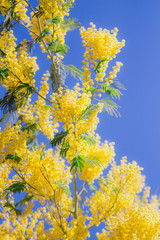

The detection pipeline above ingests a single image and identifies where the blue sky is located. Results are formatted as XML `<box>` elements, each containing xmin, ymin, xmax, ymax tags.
<box><xmin>64</xmin><ymin>0</ymin><xmax>160</xmax><ymax>195</ymax></box>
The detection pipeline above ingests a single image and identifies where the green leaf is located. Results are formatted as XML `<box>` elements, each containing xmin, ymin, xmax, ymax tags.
<box><xmin>79</xmin><ymin>104</ymin><xmax>99</xmax><ymax>120</ymax></box>
<box><xmin>4</xmin><ymin>202</ymin><xmax>22</xmax><ymax>216</ymax></box>
<box><xmin>51</xmin><ymin>130</ymin><xmax>69</xmax><ymax>147</ymax></box>
<box><xmin>15</xmin><ymin>193</ymin><xmax>33</xmax><ymax>207</ymax></box>
<box><xmin>4</xmin><ymin>181</ymin><xmax>26</xmax><ymax>196</ymax></box>
<box><xmin>52</xmin><ymin>16</ymin><xmax>61</xmax><ymax>25</ymax></box>
<box><xmin>100</xmin><ymin>178</ymin><xmax>119</xmax><ymax>193</ymax></box>
<box><xmin>45</xmin><ymin>105</ymin><xmax>53</xmax><ymax>110</ymax></box>
<box><xmin>100</xmin><ymin>98</ymin><xmax>120</xmax><ymax>117</ymax></box>
<box><xmin>0</xmin><ymin>83</ymin><xmax>34</xmax><ymax>113</ymax></box>
<box><xmin>61</xmin><ymin>18</ymin><xmax>81</xmax><ymax>32</ymax></box>
<box><xmin>53</xmin><ymin>180</ymin><xmax>71</xmax><ymax>196</ymax></box>
<box><xmin>44</xmin><ymin>18</ymin><xmax>52</xmax><ymax>25</ymax></box>
<box><xmin>26</xmin><ymin>130</ymin><xmax>38</xmax><ymax>148</ymax></box>
<box><xmin>15</xmin><ymin>83</ymin><xmax>34</xmax><ymax>97</ymax></box>
<box><xmin>85</xmin><ymin>156</ymin><xmax>103</xmax><ymax>168</ymax></box>
<box><xmin>0</xmin><ymin>2</ymin><xmax>16</xmax><ymax>33</ymax></box>
<box><xmin>35</xmin><ymin>28</ymin><xmax>48</xmax><ymax>43</ymax></box>
<box><xmin>0</xmin><ymin>67</ymin><xmax>10</xmax><ymax>80</ymax></box>
<box><xmin>102</xmin><ymin>84</ymin><xmax>121</xmax><ymax>99</ymax></box>
<box><xmin>0</xmin><ymin>88</ymin><xmax>16</xmax><ymax>113</ymax></box>
<box><xmin>94</xmin><ymin>59</ymin><xmax>108</xmax><ymax>73</ymax></box>
<box><xmin>70</xmin><ymin>155</ymin><xmax>86</xmax><ymax>172</ymax></box>
<box><xmin>71</xmin><ymin>155</ymin><xmax>102</xmax><ymax>172</ymax></box>
<box><xmin>89</xmin><ymin>184</ymin><xmax>97</xmax><ymax>193</ymax></box>
<box><xmin>79</xmin><ymin>134</ymin><xmax>96</xmax><ymax>145</ymax></box>
<box><xmin>65</xmin><ymin>64</ymin><xmax>84</xmax><ymax>82</ymax></box>
<box><xmin>60</xmin><ymin>139</ymin><xmax>70</xmax><ymax>157</ymax></box>
<box><xmin>48</xmin><ymin>42</ymin><xmax>69</xmax><ymax>55</ymax></box>
<box><xmin>110</xmin><ymin>79</ymin><xmax>126</xmax><ymax>91</ymax></box>
<box><xmin>45</xmin><ymin>17</ymin><xmax>61</xmax><ymax>26</ymax></box>
<box><xmin>87</xmin><ymin>87</ymin><xmax>98</xmax><ymax>93</ymax></box>
<box><xmin>5</xmin><ymin>154</ymin><xmax>21</xmax><ymax>164</ymax></box>
<box><xmin>40</xmin><ymin>147</ymin><xmax>45</xmax><ymax>161</ymax></box>
<box><xmin>0</xmin><ymin>49</ymin><xmax>6</xmax><ymax>57</ymax></box>
<box><xmin>22</xmin><ymin>122</ymin><xmax>37</xmax><ymax>132</ymax></box>
<box><xmin>62</xmin><ymin>2</ymin><xmax>74</xmax><ymax>8</ymax></box>
<box><xmin>32</xmin><ymin>7</ymin><xmax>44</xmax><ymax>18</ymax></box>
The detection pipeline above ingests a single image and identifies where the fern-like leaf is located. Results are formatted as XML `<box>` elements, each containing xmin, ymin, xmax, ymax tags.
<box><xmin>4</xmin><ymin>202</ymin><xmax>22</xmax><ymax>216</ymax></box>
<box><xmin>61</xmin><ymin>18</ymin><xmax>80</xmax><ymax>31</ymax></box>
<box><xmin>53</xmin><ymin>180</ymin><xmax>71</xmax><ymax>196</ymax></box>
<box><xmin>79</xmin><ymin>104</ymin><xmax>99</xmax><ymax>120</ymax></box>
<box><xmin>110</xmin><ymin>79</ymin><xmax>126</xmax><ymax>91</ymax></box>
<box><xmin>85</xmin><ymin>156</ymin><xmax>103</xmax><ymax>167</ymax></box>
<box><xmin>51</xmin><ymin>130</ymin><xmax>69</xmax><ymax>147</ymax></box>
<box><xmin>21</xmin><ymin>122</ymin><xmax>37</xmax><ymax>132</ymax></box>
<box><xmin>70</xmin><ymin>155</ymin><xmax>86</xmax><ymax>172</ymax></box>
<box><xmin>100</xmin><ymin>98</ymin><xmax>120</xmax><ymax>117</ymax></box>
<box><xmin>94</xmin><ymin>59</ymin><xmax>108</xmax><ymax>73</ymax></box>
<box><xmin>89</xmin><ymin>184</ymin><xmax>97</xmax><ymax>192</ymax></box>
<box><xmin>60</xmin><ymin>139</ymin><xmax>70</xmax><ymax>157</ymax></box>
<box><xmin>0</xmin><ymin>67</ymin><xmax>10</xmax><ymax>80</ymax></box>
<box><xmin>79</xmin><ymin>134</ymin><xmax>96</xmax><ymax>145</ymax></box>
<box><xmin>4</xmin><ymin>181</ymin><xmax>26</xmax><ymax>196</ymax></box>
<box><xmin>5</xmin><ymin>154</ymin><xmax>21</xmax><ymax>164</ymax></box>
<box><xmin>15</xmin><ymin>193</ymin><xmax>33</xmax><ymax>207</ymax></box>
<box><xmin>0</xmin><ymin>110</ymin><xmax>19</xmax><ymax>125</ymax></box>
<box><xmin>64</xmin><ymin>64</ymin><xmax>84</xmax><ymax>82</ymax></box>
<box><xmin>48</xmin><ymin>41</ymin><xmax>69</xmax><ymax>55</ymax></box>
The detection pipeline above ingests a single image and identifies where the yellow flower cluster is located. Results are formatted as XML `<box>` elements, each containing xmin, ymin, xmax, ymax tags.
<box><xmin>0</xmin><ymin>0</ymin><xmax>31</xmax><ymax>26</ymax></box>
<box><xmin>80</xmin><ymin>23</ymin><xmax>125</xmax><ymax>91</ymax></box>
<box><xmin>0</xmin><ymin>123</ymin><xmax>29</xmax><ymax>164</ymax></box>
<box><xmin>51</xmin><ymin>84</ymin><xmax>93</xmax><ymax>127</ymax></box>
<box><xmin>105</xmin><ymin>61</ymin><xmax>123</xmax><ymax>82</ymax></box>
<box><xmin>88</xmin><ymin>158</ymin><xmax>145</xmax><ymax>226</ymax></box>
<box><xmin>79</xmin><ymin>140</ymin><xmax>115</xmax><ymax>182</ymax></box>
<box><xmin>0</xmin><ymin>30</ymin><xmax>38</xmax><ymax>90</ymax></box>
<box><xmin>97</xmin><ymin>204</ymin><xmax>160</xmax><ymax>240</ymax></box>
<box><xmin>39</xmin><ymin>0</ymin><xmax>74</xmax><ymax>16</ymax></box>
<box><xmin>67</xmin><ymin>210</ymin><xmax>90</xmax><ymax>240</ymax></box>
<box><xmin>30</xmin><ymin>0</ymin><xmax>74</xmax><ymax>57</ymax></box>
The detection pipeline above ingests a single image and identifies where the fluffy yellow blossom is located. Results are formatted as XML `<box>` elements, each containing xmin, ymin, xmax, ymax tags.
<box><xmin>0</xmin><ymin>30</ymin><xmax>38</xmax><ymax>90</ymax></box>
<box><xmin>29</xmin><ymin>0</ymin><xmax>74</xmax><ymax>55</ymax></box>
<box><xmin>97</xmin><ymin>204</ymin><xmax>160</xmax><ymax>240</ymax></box>
<box><xmin>88</xmin><ymin>158</ymin><xmax>145</xmax><ymax>227</ymax></box>
<box><xmin>80</xmin><ymin>23</ymin><xmax>125</xmax><ymax>91</ymax></box>
<box><xmin>0</xmin><ymin>0</ymin><xmax>31</xmax><ymax>26</ymax></box>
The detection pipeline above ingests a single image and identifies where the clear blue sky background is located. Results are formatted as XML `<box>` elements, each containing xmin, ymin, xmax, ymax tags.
<box><xmin>0</xmin><ymin>0</ymin><xmax>160</xmax><ymax>237</ymax></box>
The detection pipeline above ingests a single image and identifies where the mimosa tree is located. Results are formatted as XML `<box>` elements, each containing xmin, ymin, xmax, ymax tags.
<box><xmin>0</xmin><ymin>1</ymin><xmax>160</xmax><ymax>239</ymax></box>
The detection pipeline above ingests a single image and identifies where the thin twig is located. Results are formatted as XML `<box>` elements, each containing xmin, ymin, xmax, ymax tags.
<box><xmin>14</xmin><ymin>17</ymin><xmax>39</xmax><ymax>37</ymax></box>
<box><xmin>4</xmin><ymin>65</ymin><xmax>53</xmax><ymax>105</ymax></box>
<box><xmin>24</xmin><ymin>0</ymin><xmax>36</xmax><ymax>14</ymax></box>
<box><xmin>78</xmin><ymin>181</ymin><xmax>87</xmax><ymax>198</ymax></box>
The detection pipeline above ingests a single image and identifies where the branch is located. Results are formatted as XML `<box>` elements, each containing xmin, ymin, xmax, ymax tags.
<box><xmin>6</xmin><ymin>163</ymin><xmax>43</xmax><ymax>195</ymax></box>
<box><xmin>88</xmin><ymin>176</ymin><xmax>130</xmax><ymax>230</ymax></box>
<box><xmin>73</xmin><ymin>168</ymin><xmax>78</xmax><ymax>219</ymax></box>
<box><xmin>3</xmin><ymin>65</ymin><xmax>53</xmax><ymax>105</ymax></box>
<box><xmin>78</xmin><ymin>181</ymin><xmax>87</xmax><ymax>198</ymax></box>
<box><xmin>14</xmin><ymin>17</ymin><xmax>39</xmax><ymax>37</ymax></box>
<box><xmin>36</xmin><ymin>11</ymin><xmax>60</xmax><ymax>88</ymax></box>
<box><xmin>24</xmin><ymin>0</ymin><xmax>36</xmax><ymax>14</ymax></box>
